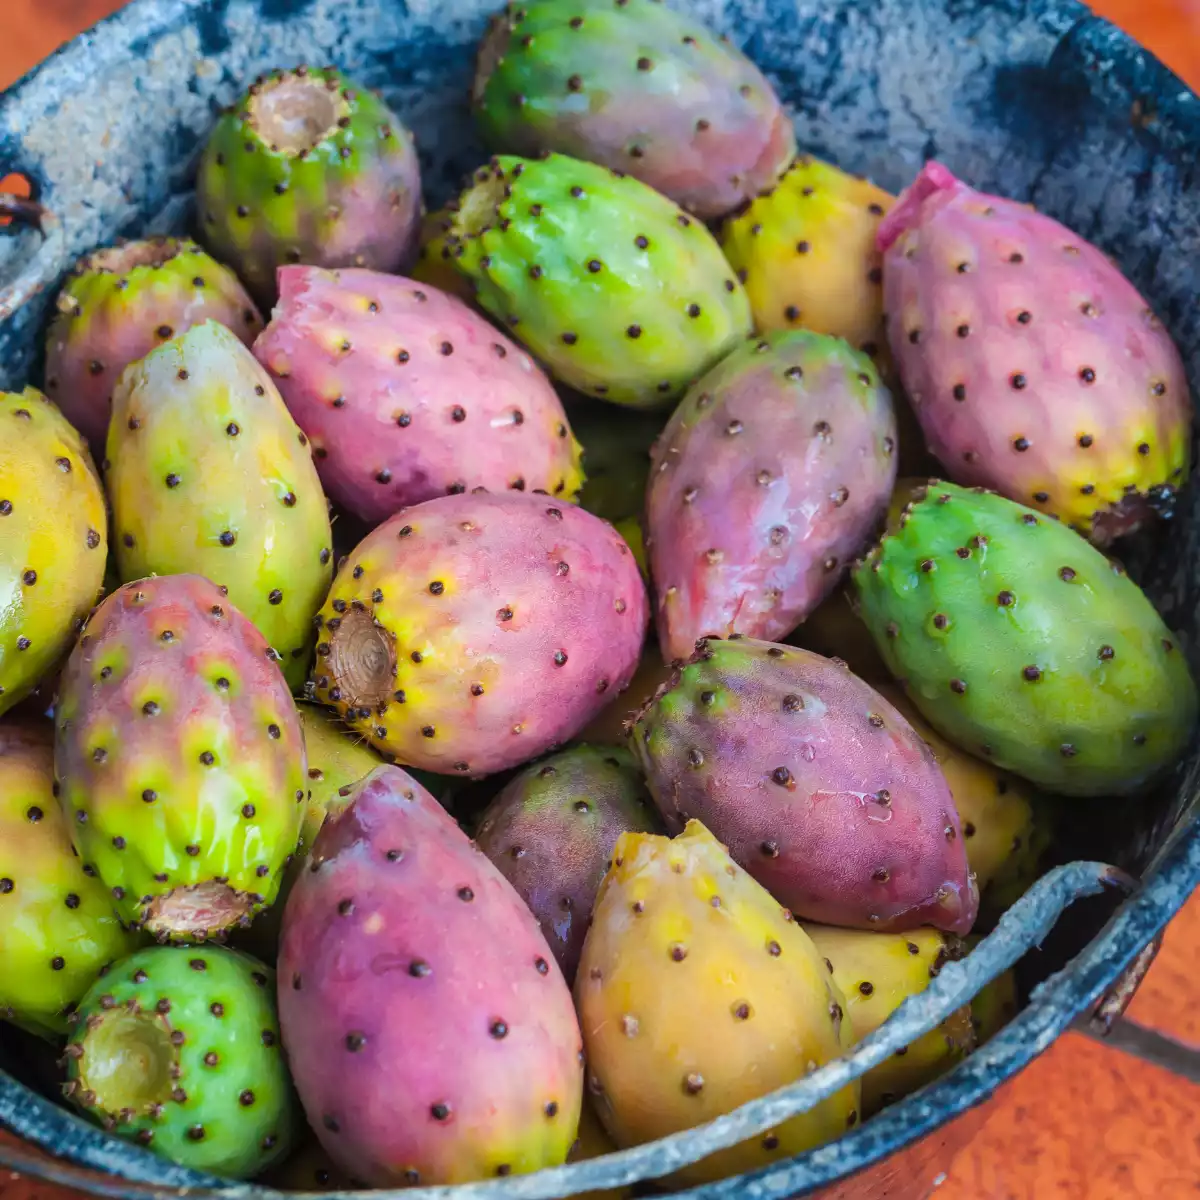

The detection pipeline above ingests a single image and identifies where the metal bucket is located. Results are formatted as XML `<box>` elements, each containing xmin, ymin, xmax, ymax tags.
<box><xmin>1</xmin><ymin>0</ymin><xmax>1198</xmax><ymax>1195</ymax></box>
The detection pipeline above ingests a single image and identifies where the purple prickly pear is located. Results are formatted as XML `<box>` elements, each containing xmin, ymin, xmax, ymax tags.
<box><xmin>254</xmin><ymin>267</ymin><xmax>585</xmax><ymax>523</ymax></box>
<box><xmin>629</xmin><ymin>636</ymin><xmax>978</xmax><ymax>934</ymax></box>
<box><xmin>278</xmin><ymin>764</ymin><xmax>583</xmax><ymax>1185</ymax></box>
<box><xmin>879</xmin><ymin>161</ymin><xmax>1192</xmax><ymax>544</ymax></box>
<box><xmin>43</xmin><ymin>238</ymin><xmax>262</xmax><ymax>452</ymax></box>
<box><xmin>474</xmin><ymin>745</ymin><xmax>662</xmax><ymax>983</ymax></box>
<box><xmin>54</xmin><ymin>574</ymin><xmax>306</xmax><ymax>941</ymax></box>
<box><xmin>309</xmin><ymin>491</ymin><xmax>648</xmax><ymax>776</ymax></box>
<box><xmin>646</xmin><ymin>330</ymin><xmax>897</xmax><ymax>661</ymax></box>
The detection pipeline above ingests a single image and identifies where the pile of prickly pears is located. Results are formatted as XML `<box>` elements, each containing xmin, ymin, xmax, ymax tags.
<box><xmin>1</xmin><ymin>2</ymin><xmax>1196</xmax><ymax>1189</ymax></box>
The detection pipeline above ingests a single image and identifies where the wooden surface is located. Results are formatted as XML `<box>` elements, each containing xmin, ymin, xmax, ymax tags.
<box><xmin>2</xmin><ymin>2</ymin><xmax>1200</xmax><ymax>1198</ymax></box>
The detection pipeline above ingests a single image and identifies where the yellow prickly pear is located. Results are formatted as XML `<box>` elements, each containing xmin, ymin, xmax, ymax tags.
<box><xmin>566</xmin><ymin>1103</ymin><xmax>633</xmax><ymax>1200</ymax></box>
<box><xmin>576</xmin><ymin>820</ymin><xmax>859</xmax><ymax>1185</ymax></box>
<box><xmin>802</xmin><ymin>924</ymin><xmax>974</xmax><ymax>1115</ymax></box>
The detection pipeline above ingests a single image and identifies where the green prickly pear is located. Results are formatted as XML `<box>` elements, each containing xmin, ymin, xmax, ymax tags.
<box><xmin>0</xmin><ymin>723</ymin><xmax>140</xmax><ymax>1040</ymax></box>
<box><xmin>196</xmin><ymin>67</ymin><xmax>422</xmax><ymax>306</ymax></box>
<box><xmin>853</xmin><ymin>481</ymin><xmax>1198</xmax><ymax>795</ymax></box>
<box><xmin>474</xmin><ymin>745</ymin><xmax>662</xmax><ymax>983</ymax></box>
<box><xmin>106</xmin><ymin>321</ymin><xmax>333</xmax><ymax>690</ymax></box>
<box><xmin>54</xmin><ymin>574</ymin><xmax>306</xmax><ymax>941</ymax></box>
<box><xmin>802</xmin><ymin>924</ymin><xmax>974</xmax><ymax>1115</ymax></box>
<box><xmin>446</xmin><ymin>154</ymin><xmax>752</xmax><ymax>407</ymax></box>
<box><xmin>0</xmin><ymin>389</ymin><xmax>108</xmax><ymax>717</ymax></box>
<box><xmin>570</xmin><ymin>401</ymin><xmax>666</xmax><ymax>523</ymax></box>
<box><xmin>576</xmin><ymin>820</ymin><xmax>859</xmax><ymax>1185</ymax></box>
<box><xmin>64</xmin><ymin>945</ymin><xmax>300</xmax><ymax>1178</ymax></box>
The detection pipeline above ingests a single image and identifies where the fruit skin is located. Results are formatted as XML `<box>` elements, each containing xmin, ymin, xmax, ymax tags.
<box><xmin>447</xmin><ymin>154</ymin><xmax>752</xmax><ymax>407</ymax></box>
<box><xmin>646</xmin><ymin>330</ymin><xmax>897</xmax><ymax>661</ymax></box>
<box><xmin>0</xmin><ymin>723</ymin><xmax>141</xmax><ymax>1040</ymax></box>
<box><xmin>54</xmin><ymin>574</ymin><xmax>306</xmax><ymax>941</ymax></box>
<box><xmin>472</xmin><ymin>0</ymin><xmax>795</xmax><ymax>221</ymax></box>
<box><xmin>614</xmin><ymin>516</ymin><xmax>648</xmax><ymax>581</ymax></box>
<box><xmin>578</xmin><ymin>650</ymin><xmax>676</xmax><ymax>746</ymax></box>
<box><xmin>278</xmin><ymin>764</ymin><xmax>583</xmax><ymax>1185</ymax></box>
<box><xmin>576</xmin><ymin>820</ymin><xmax>860</xmax><ymax>1185</ymax></box>
<box><xmin>566</xmin><ymin>1102</ymin><xmax>632</xmax><ymax>1200</ymax></box>
<box><xmin>64</xmin><ymin>945</ymin><xmax>299</xmax><ymax>1179</ymax></box>
<box><xmin>411</xmin><ymin>207</ymin><xmax>476</xmax><ymax>304</ymax></box>
<box><xmin>196</xmin><ymin>66</ymin><xmax>421</xmax><ymax>306</ymax></box>
<box><xmin>802</xmin><ymin>924</ymin><xmax>973</xmax><ymax>1115</ymax></box>
<box><xmin>873</xmin><ymin>684</ymin><xmax>1039</xmax><ymax>896</ymax></box>
<box><xmin>43</xmin><ymin>238</ymin><xmax>263</xmax><ymax>452</ymax></box>
<box><xmin>474</xmin><ymin>745</ymin><xmax>662</xmax><ymax>983</ymax></box>
<box><xmin>852</xmin><ymin>481</ymin><xmax>1198</xmax><ymax>796</ymax></box>
<box><xmin>788</xmin><ymin>589</ymin><xmax>889</xmax><ymax>682</ymax></box>
<box><xmin>629</xmin><ymin>636</ymin><xmax>977</xmax><ymax>934</ymax></box>
<box><xmin>309</xmin><ymin>490</ymin><xmax>648</xmax><ymax>776</ymax></box>
<box><xmin>0</xmin><ymin>389</ymin><xmax>108</xmax><ymax>717</ymax></box>
<box><xmin>970</xmin><ymin>963</ymin><xmax>1018</xmax><ymax>1045</ymax></box>
<box><xmin>261</xmin><ymin>1139</ymin><xmax>357</xmax><ymax>1190</ymax></box>
<box><xmin>720</xmin><ymin>154</ymin><xmax>894</xmax><ymax>354</ymax></box>
<box><xmin>571</xmin><ymin>401</ymin><xmax>666</xmax><ymax>523</ymax></box>
<box><xmin>254</xmin><ymin>266</ymin><xmax>585</xmax><ymax>523</ymax></box>
<box><xmin>106</xmin><ymin>321</ymin><xmax>333</xmax><ymax>691</ymax></box>
<box><xmin>879</xmin><ymin>161</ymin><xmax>1191</xmax><ymax>544</ymax></box>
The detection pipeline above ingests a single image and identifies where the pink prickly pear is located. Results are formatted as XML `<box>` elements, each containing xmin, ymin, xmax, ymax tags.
<box><xmin>879</xmin><ymin>161</ymin><xmax>1191</xmax><ymax>544</ymax></box>
<box><xmin>646</xmin><ymin>329</ymin><xmax>897</xmax><ymax>661</ymax></box>
<box><xmin>254</xmin><ymin>267</ymin><xmax>585</xmax><ymax>524</ymax></box>
<box><xmin>278</xmin><ymin>765</ymin><xmax>583</xmax><ymax>1185</ymax></box>
<box><xmin>629</xmin><ymin>636</ymin><xmax>978</xmax><ymax>934</ymax></box>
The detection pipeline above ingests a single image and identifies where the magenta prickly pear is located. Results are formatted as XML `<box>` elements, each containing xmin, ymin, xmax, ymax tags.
<box><xmin>647</xmin><ymin>330</ymin><xmax>897</xmax><ymax>661</ymax></box>
<box><xmin>254</xmin><ymin>267</ymin><xmax>585</xmax><ymax>523</ymax></box>
<box><xmin>629</xmin><ymin>636</ymin><xmax>978</xmax><ymax>933</ymax></box>
<box><xmin>278</xmin><ymin>765</ymin><xmax>583</xmax><ymax>1185</ymax></box>
<box><xmin>880</xmin><ymin>161</ymin><xmax>1192</xmax><ymax>544</ymax></box>
<box><xmin>310</xmin><ymin>491</ymin><xmax>648</xmax><ymax>776</ymax></box>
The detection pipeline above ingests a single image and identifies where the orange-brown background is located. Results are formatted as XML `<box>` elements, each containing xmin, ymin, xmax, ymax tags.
<box><xmin>2</xmin><ymin>1</ymin><xmax>1200</xmax><ymax>1198</ymax></box>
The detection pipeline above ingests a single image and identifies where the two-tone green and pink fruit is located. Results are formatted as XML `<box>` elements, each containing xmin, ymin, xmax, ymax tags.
<box><xmin>43</xmin><ymin>238</ymin><xmax>263</xmax><ymax>452</ymax></box>
<box><xmin>577</xmin><ymin>820</ymin><xmax>859</xmax><ymax>1185</ymax></box>
<box><xmin>880</xmin><ymin>162</ymin><xmax>1192</xmax><ymax>544</ymax></box>
<box><xmin>278</xmin><ymin>765</ymin><xmax>583</xmax><ymax>1185</ymax></box>
<box><xmin>630</xmin><ymin>636</ymin><xmax>978</xmax><ymax>933</ymax></box>
<box><xmin>0</xmin><ymin>723</ymin><xmax>140</xmax><ymax>1040</ymax></box>
<box><xmin>64</xmin><ymin>945</ymin><xmax>299</xmax><ymax>1178</ymax></box>
<box><xmin>647</xmin><ymin>330</ymin><xmax>897</xmax><ymax>661</ymax></box>
<box><xmin>474</xmin><ymin>745</ymin><xmax>662</xmax><ymax>983</ymax></box>
<box><xmin>253</xmin><ymin>266</ymin><xmax>585</xmax><ymax>523</ymax></box>
<box><xmin>0</xmin><ymin>389</ymin><xmax>108</xmax><ymax>717</ymax></box>
<box><xmin>196</xmin><ymin>67</ymin><xmax>421</xmax><ymax>306</ymax></box>
<box><xmin>106</xmin><ymin>321</ymin><xmax>333</xmax><ymax>690</ymax></box>
<box><xmin>309</xmin><ymin>491</ymin><xmax>648</xmax><ymax>776</ymax></box>
<box><xmin>853</xmin><ymin>482</ymin><xmax>1198</xmax><ymax>796</ymax></box>
<box><xmin>54</xmin><ymin>574</ymin><xmax>306</xmax><ymax>941</ymax></box>
<box><xmin>471</xmin><ymin>0</ymin><xmax>795</xmax><ymax>220</ymax></box>
<box><xmin>446</xmin><ymin>154</ymin><xmax>752</xmax><ymax>407</ymax></box>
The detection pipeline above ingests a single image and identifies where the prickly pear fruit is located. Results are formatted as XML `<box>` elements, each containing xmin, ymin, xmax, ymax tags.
<box><xmin>447</xmin><ymin>154</ymin><xmax>752</xmax><ymax>407</ymax></box>
<box><xmin>196</xmin><ymin>67</ymin><xmax>421</xmax><ymax>305</ymax></box>
<box><xmin>571</xmin><ymin>402</ymin><xmax>666</xmax><ymax>523</ymax></box>
<box><xmin>614</xmin><ymin>516</ymin><xmax>648</xmax><ymax>581</ymax></box>
<box><xmin>630</xmin><ymin>637</ymin><xmax>977</xmax><ymax>934</ymax></box>
<box><xmin>64</xmin><ymin>945</ymin><xmax>299</xmax><ymax>1178</ymax></box>
<box><xmin>472</xmin><ymin>0</ymin><xmax>794</xmax><ymax>221</ymax></box>
<box><xmin>261</xmin><ymin>1139</ymin><xmax>357</xmax><ymax>1190</ymax></box>
<box><xmin>873</xmin><ymin>685</ymin><xmax>1039</xmax><ymax>895</ymax></box>
<box><xmin>646</xmin><ymin>330</ymin><xmax>897</xmax><ymax>661</ymax></box>
<box><xmin>577</xmin><ymin>820</ymin><xmax>859</xmax><ymax>1184</ymax></box>
<box><xmin>720</xmin><ymin>155</ymin><xmax>893</xmax><ymax>354</ymax></box>
<box><xmin>802</xmin><ymin>924</ymin><xmax>973</xmax><ymax>1114</ymax></box>
<box><xmin>788</xmin><ymin>590</ymin><xmax>888</xmax><ymax>682</ymax></box>
<box><xmin>853</xmin><ymin>481</ymin><xmax>1198</xmax><ymax>795</ymax></box>
<box><xmin>411</xmin><ymin>207</ymin><xmax>476</xmax><ymax>304</ymax></box>
<box><xmin>278</xmin><ymin>765</ymin><xmax>584</xmax><ymax>1185</ymax></box>
<box><xmin>579</xmin><ymin>652</ymin><xmax>676</xmax><ymax>747</ymax></box>
<box><xmin>0</xmin><ymin>723</ymin><xmax>140</xmax><ymax>1039</ymax></box>
<box><xmin>567</xmin><ymin>1102</ymin><xmax>632</xmax><ymax>1200</ymax></box>
<box><xmin>309</xmin><ymin>491</ymin><xmax>648</xmax><ymax>776</ymax></box>
<box><xmin>0</xmin><ymin>389</ymin><xmax>107</xmax><ymax>717</ymax></box>
<box><xmin>969</xmin><ymin>963</ymin><xmax>1018</xmax><ymax>1045</ymax></box>
<box><xmin>254</xmin><ymin>266</ymin><xmax>585</xmax><ymax>522</ymax></box>
<box><xmin>54</xmin><ymin>574</ymin><xmax>306</xmax><ymax>941</ymax></box>
<box><xmin>43</xmin><ymin>238</ymin><xmax>263</xmax><ymax>452</ymax></box>
<box><xmin>879</xmin><ymin>162</ymin><xmax>1192</xmax><ymax>544</ymax></box>
<box><xmin>106</xmin><ymin>321</ymin><xmax>333</xmax><ymax>690</ymax></box>
<box><xmin>475</xmin><ymin>745</ymin><xmax>662</xmax><ymax>983</ymax></box>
